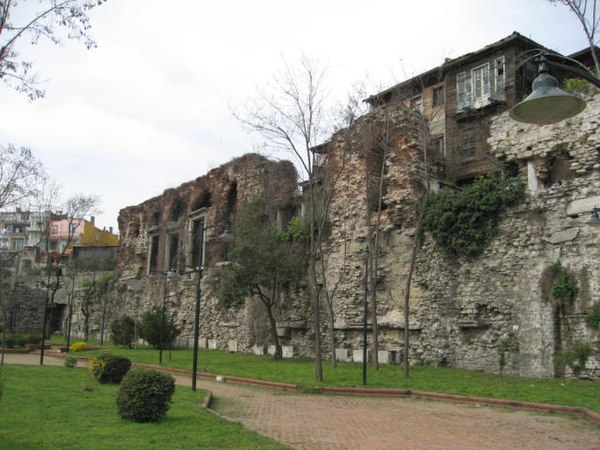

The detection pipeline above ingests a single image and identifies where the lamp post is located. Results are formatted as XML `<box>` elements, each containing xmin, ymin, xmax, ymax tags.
<box><xmin>510</xmin><ymin>53</ymin><xmax>600</xmax><ymax>125</ymax></box>
<box><xmin>159</xmin><ymin>269</ymin><xmax>177</xmax><ymax>365</ymax></box>
<box><xmin>191</xmin><ymin>224</ymin><xmax>233</xmax><ymax>392</ymax></box>
<box><xmin>362</xmin><ymin>247</ymin><xmax>370</xmax><ymax>386</ymax></box>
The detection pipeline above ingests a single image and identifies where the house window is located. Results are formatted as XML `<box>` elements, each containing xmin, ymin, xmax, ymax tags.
<box><xmin>0</xmin><ymin>238</ymin><xmax>8</xmax><ymax>249</ymax></box>
<box><xmin>148</xmin><ymin>234</ymin><xmax>160</xmax><ymax>275</ymax></box>
<box><xmin>191</xmin><ymin>219</ymin><xmax>205</xmax><ymax>269</ymax></box>
<box><xmin>433</xmin><ymin>135</ymin><xmax>445</xmax><ymax>156</ymax></box>
<box><xmin>51</xmin><ymin>225</ymin><xmax>58</xmax><ymax>235</ymax></box>
<box><xmin>456</xmin><ymin>71</ymin><xmax>471</xmax><ymax>111</ymax></box>
<box><xmin>472</xmin><ymin>63</ymin><xmax>490</xmax><ymax>108</ymax></box>
<box><xmin>69</xmin><ymin>223</ymin><xmax>79</xmax><ymax>235</ymax></box>
<box><xmin>456</xmin><ymin>56</ymin><xmax>505</xmax><ymax>111</ymax></box>
<box><xmin>433</xmin><ymin>86</ymin><xmax>444</xmax><ymax>107</ymax></box>
<box><xmin>462</xmin><ymin>128</ymin><xmax>476</xmax><ymax>160</ymax></box>
<box><xmin>167</xmin><ymin>234</ymin><xmax>179</xmax><ymax>271</ymax></box>
<box><xmin>410</xmin><ymin>95</ymin><xmax>423</xmax><ymax>113</ymax></box>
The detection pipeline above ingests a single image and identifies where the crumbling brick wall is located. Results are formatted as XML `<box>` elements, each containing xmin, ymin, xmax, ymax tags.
<box><xmin>116</xmin><ymin>153</ymin><xmax>300</xmax><ymax>351</ymax></box>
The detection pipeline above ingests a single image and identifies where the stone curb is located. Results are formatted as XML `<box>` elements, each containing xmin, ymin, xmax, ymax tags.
<box><xmin>34</xmin><ymin>350</ymin><xmax>600</xmax><ymax>426</ymax></box>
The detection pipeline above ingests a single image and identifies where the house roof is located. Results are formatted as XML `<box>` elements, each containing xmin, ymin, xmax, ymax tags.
<box><xmin>365</xmin><ymin>31</ymin><xmax>549</xmax><ymax>105</ymax></box>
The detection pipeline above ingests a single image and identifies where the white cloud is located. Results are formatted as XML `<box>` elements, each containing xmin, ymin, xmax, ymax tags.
<box><xmin>0</xmin><ymin>0</ymin><xmax>588</xmax><ymax>231</ymax></box>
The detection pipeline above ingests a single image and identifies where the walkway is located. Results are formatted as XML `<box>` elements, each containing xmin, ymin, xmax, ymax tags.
<box><xmin>4</xmin><ymin>353</ymin><xmax>600</xmax><ymax>449</ymax></box>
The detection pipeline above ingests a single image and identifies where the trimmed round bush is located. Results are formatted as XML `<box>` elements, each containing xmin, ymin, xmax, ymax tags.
<box><xmin>25</xmin><ymin>334</ymin><xmax>42</xmax><ymax>345</ymax></box>
<box><xmin>69</xmin><ymin>341</ymin><xmax>87</xmax><ymax>352</ymax></box>
<box><xmin>110</xmin><ymin>315</ymin><xmax>136</xmax><ymax>347</ymax></box>
<box><xmin>64</xmin><ymin>356</ymin><xmax>78</xmax><ymax>368</ymax></box>
<box><xmin>117</xmin><ymin>368</ymin><xmax>175</xmax><ymax>423</ymax></box>
<box><xmin>90</xmin><ymin>353</ymin><xmax>132</xmax><ymax>384</ymax></box>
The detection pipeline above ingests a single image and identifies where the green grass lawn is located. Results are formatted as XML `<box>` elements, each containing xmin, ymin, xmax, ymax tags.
<box><xmin>0</xmin><ymin>364</ymin><xmax>288</xmax><ymax>450</ymax></box>
<box><xmin>55</xmin><ymin>336</ymin><xmax>600</xmax><ymax>414</ymax></box>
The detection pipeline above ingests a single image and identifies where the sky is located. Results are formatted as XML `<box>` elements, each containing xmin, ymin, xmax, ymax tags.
<box><xmin>0</xmin><ymin>0</ymin><xmax>589</xmax><ymax>232</ymax></box>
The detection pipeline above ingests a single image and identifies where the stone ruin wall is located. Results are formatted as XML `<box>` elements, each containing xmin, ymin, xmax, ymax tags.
<box><xmin>113</xmin><ymin>97</ymin><xmax>600</xmax><ymax>378</ymax></box>
<box><xmin>115</xmin><ymin>153</ymin><xmax>305</xmax><ymax>354</ymax></box>
<box><xmin>318</xmin><ymin>93</ymin><xmax>600</xmax><ymax>377</ymax></box>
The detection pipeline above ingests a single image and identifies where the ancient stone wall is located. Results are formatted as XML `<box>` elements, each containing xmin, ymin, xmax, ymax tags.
<box><xmin>314</xmin><ymin>93</ymin><xmax>600</xmax><ymax>377</ymax></box>
<box><xmin>112</xmin><ymin>96</ymin><xmax>599</xmax><ymax>379</ymax></box>
<box><xmin>115</xmin><ymin>154</ymin><xmax>302</xmax><ymax>352</ymax></box>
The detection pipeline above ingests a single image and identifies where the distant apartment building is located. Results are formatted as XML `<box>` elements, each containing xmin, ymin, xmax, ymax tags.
<box><xmin>0</xmin><ymin>210</ymin><xmax>118</xmax><ymax>274</ymax></box>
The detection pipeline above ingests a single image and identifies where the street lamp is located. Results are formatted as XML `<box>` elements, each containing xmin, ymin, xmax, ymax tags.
<box><xmin>159</xmin><ymin>269</ymin><xmax>177</xmax><ymax>365</ymax></box>
<box><xmin>191</xmin><ymin>224</ymin><xmax>233</xmax><ymax>392</ymax></box>
<box><xmin>510</xmin><ymin>53</ymin><xmax>600</xmax><ymax>125</ymax></box>
<box><xmin>361</xmin><ymin>247</ymin><xmax>370</xmax><ymax>386</ymax></box>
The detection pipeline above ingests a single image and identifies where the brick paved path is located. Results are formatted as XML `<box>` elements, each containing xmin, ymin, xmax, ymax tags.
<box><xmin>203</xmin><ymin>380</ymin><xmax>600</xmax><ymax>450</ymax></box>
<box><xmin>5</xmin><ymin>353</ymin><xmax>600</xmax><ymax>449</ymax></box>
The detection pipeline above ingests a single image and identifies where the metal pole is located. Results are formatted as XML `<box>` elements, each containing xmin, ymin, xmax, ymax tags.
<box><xmin>40</xmin><ymin>229</ymin><xmax>52</xmax><ymax>366</ymax></box>
<box><xmin>159</xmin><ymin>273</ymin><xmax>167</xmax><ymax>365</ymax></box>
<box><xmin>191</xmin><ymin>265</ymin><xmax>203</xmax><ymax>391</ymax></box>
<box><xmin>362</xmin><ymin>248</ymin><xmax>369</xmax><ymax>386</ymax></box>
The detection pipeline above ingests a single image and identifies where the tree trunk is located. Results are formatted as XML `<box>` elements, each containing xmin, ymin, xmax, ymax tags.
<box><xmin>264</xmin><ymin>298</ymin><xmax>282</xmax><ymax>360</ymax></box>
<box><xmin>309</xmin><ymin>257</ymin><xmax>323</xmax><ymax>381</ymax></box>
<box><xmin>100</xmin><ymin>296</ymin><xmax>108</xmax><ymax>345</ymax></box>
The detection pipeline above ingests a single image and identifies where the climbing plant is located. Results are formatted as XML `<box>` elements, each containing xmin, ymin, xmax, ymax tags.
<box><xmin>423</xmin><ymin>174</ymin><xmax>524</xmax><ymax>257</ymax></box>
<box><xmin>549</xmin><ymin>261</ymin><xmax>579</xmax><ymax>305</ymax></box>
<box><xmin>586</xmin><ymin>302</ymin><xmax>600</xmax><ymax>329</ymax></box>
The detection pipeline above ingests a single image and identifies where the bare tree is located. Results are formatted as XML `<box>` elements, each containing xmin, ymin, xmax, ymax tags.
<box><xmin>0</xmin><ymin>0</ymin><xmax>107</xmax><ymax>98</ymax></box>
<box><xmin>0</xmin><ymin>144</ymin><xmax>46</xmax><ymax>210</ymax></box>
<box><xmin>548</xmin><ymin>0</ymin><xmax>600</xmax><ymax>75</ymax></box>
<box><xmin>238</xmin><ymin>56</ymin><xmax>361</xmax><ymax>380</ymax></box>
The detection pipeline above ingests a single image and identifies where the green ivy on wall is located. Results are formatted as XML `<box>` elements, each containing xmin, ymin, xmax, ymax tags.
<box><xmin>549</xmin><ymin>261</ymin><xmax>579</xmax><ymax>305</ymax></box>
<box><xmin>423</xmin><ymin>174</ymin><xmax>525</xmax><ymax>257</ymax></box>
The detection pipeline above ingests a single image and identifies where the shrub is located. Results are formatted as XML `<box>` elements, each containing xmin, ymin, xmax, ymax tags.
<box><xmin>69</xmin><ymin>341</ymin><xmax>87</xmax><ymax>352</ymax></box>
<box><xmin>25</xmin><ymin>334</ymin><xmax>42</xmax><ymax>345</ymax></box>
<box><xmin>3</xmin><ymin>335</ymin><xmax>16</xmax><ymax>348</ymax></box>
<box><xmin>64</xmin><ymin>356</ymin><xmax>78</xmax><ymax>368</ymax></box>
<box><xmin>138</xmin><ymin>306</ymin><xmax>180</xmax><ymax>349</ymax></box>
<box><xmin>554</xmin><ymin>341</ymin><xmax>594</xmax><ymax>378</ymax></box>
<box><xmin>90</xmin><ymin>353</ymin><xmax>132</xmax><ymax>384</ymax></box>
<box><xmin>110</xmin><ymin>316</ymin><xmax>136</xmax><ymax>348</ymax></box>
<box><xmin>117</xmin><ymin>368</ymin><xmax>175</xmax><ymax>423</ymax></box>
<box><xmin>585</xmin><ymin>302</ymin><xmax>600</xmax><ymax>329</ymax></box>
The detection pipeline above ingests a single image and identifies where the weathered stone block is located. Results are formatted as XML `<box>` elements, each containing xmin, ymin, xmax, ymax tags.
<box><xmin>544</xmin><ymin>228</ymin><xmax>579</xmax><ymax>244</ymax></box>
<box><xmin>208</xmin><ymin>339</ymin><xmax>218</xmax><ymax>350</ymax></box>
<box><xmin>353</xmin><ymin>349</ymin><xmax>371</xmax><ymax>363</ymax></box>
<box><xmin>335</xmin><ymin>348</ymin><xmax>350</xmax><ymax>362</ymax></box>
<box><xmin>567</xmin><ymin>196</ymin><xmax>600</xmax><ymax>216</ymax></box>
<box><xmin>228</xmin><ymin>340</ymin><xmax>238</xmax><ymax>353</ymax></box>
<box><xmin>282</xmin><ymin>346</ymin><xmax>294</xmax><ymax>359</ymax></box>
<box><xmin>378</xmin><ymin>350</ymin><xmax>393</xmax><ymax>364</ymax></box>
<box><xmin>253</xmin><ymin>344</ymin><xmax>266</xmax><ymax>355</ymax></box>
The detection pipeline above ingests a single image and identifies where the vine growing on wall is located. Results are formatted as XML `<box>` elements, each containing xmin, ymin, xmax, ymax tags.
<box><xmin>586</xmin><ymin>302</ymin><xmax>600</xmax><ymax>329</ymax></box>
<box><xmin>549</xmin><ymin>261</ymin><xmax>579</xmax><ymax>305</ymax></box>
<box><xmin>423</xmin><ymin>174</ymin><xmax>525</xmax><ymax>257</ymax></box>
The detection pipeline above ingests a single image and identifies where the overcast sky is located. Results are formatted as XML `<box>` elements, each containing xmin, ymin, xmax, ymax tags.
<box><xmin>0</xmin><ymin>0</ymin><xmax>588</xmax><ymax>231</ymax></box>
